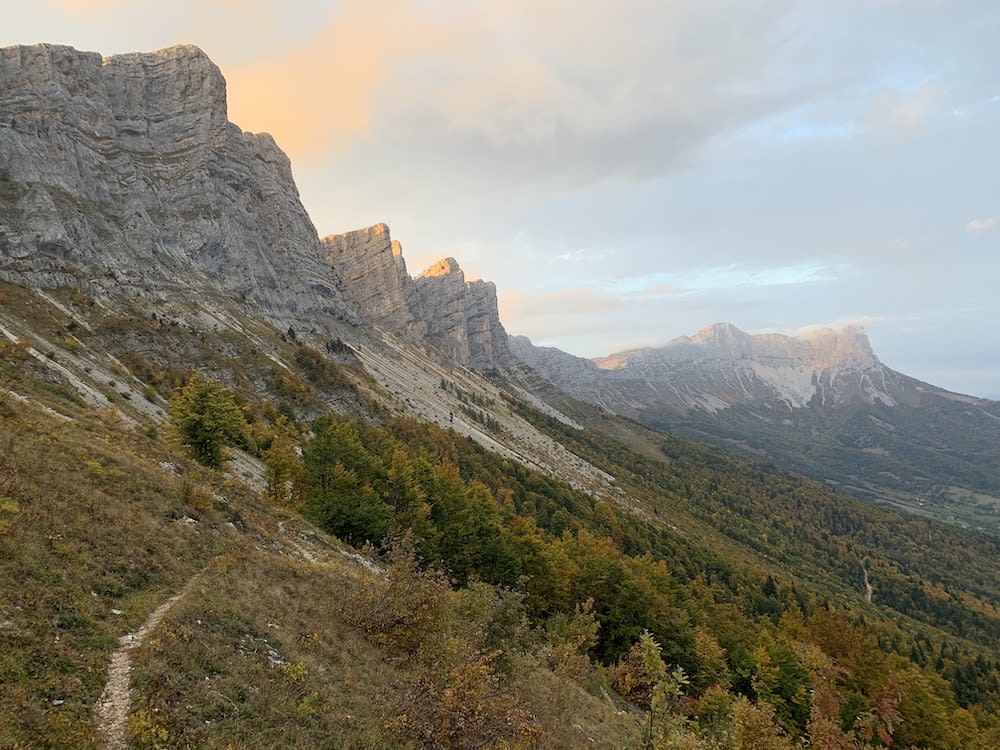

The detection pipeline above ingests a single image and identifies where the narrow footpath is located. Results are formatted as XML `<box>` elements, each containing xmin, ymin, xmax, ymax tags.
<box><xmin>94</xmin><ymin>574</ymin><xmax>203</xmax><ymax>749</ymax></box>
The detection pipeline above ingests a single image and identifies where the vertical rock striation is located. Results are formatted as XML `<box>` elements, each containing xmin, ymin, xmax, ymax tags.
<box><xmin>415</xmin><ymin>257</ymin><xmax>511</xmax><ymax>371</ymax></box>
<box><xmin>318</xmin><ymin>227</ymin><xmax>513</xmax><ymax>370</ymax></box>
<box><xmin>415</xmin><ymin>258</ymin><xmax>470</xmax><ymax>364</ymax></box>
<box><xmin>0</xmin><ymin>43</ymin><xmax>358</xmax><ymax>326</ymax></box>
<box><xmin>321</xmin><ymin>224</ymin><xmax>426</xmax><ymax>338</ymax></box>
<box><xmin>0</xmin><ymin>42</ymin><xmax>513</xmax><ymax>370</ymax></box>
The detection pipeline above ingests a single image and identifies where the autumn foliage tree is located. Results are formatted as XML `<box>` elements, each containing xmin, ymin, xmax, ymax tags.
<box><xmin>290</xmin><ymin>412</ymin><xmax>1000</xmax><ymax>750</ymax></box>
<box><xmin>168</xmin><ymin>373</ymin><xmax>247</xmax><ymax>468</ymax></box>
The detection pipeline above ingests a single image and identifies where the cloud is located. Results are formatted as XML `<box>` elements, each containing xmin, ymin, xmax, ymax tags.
<box><xmin>499</xmin><ymin>288</ymin><xmax>623</xmax><ymax>322</ymax></box>
<box><xmin>44</xmin><ymin>0</ymin><xmax>124</xmax><ymax>12</ymax></box>
<box><xmin>599</xmin><ymin>262</ymin><xmax>837</xmax><ymax>297</ymax></box>
<box><xmin>220</xmin><ymin>0</ymin><xmax>831</xmax><ymax>175</ymax></box>
<box><xmin>785</xmin><ymin>316</ymin><xmax>887</xmax><ymax>339</ymax></box>
<box><xmin>965</xmin><ymin>215</ymin><xmax>1000</xmax><ymax>233</ymax></box>
<box><xmin>642</xmin><ymin>284</ymin><xmax>673</xmax><ymax>298</ymax></box>
<box><xmin>866</xmin><ymin>81</ymin><xmax>946</xmax><ymax>136</ymax></box>
<box><xmin>225</xmin><ymin>0</ymin><xmax>446</xmax><ymax>158</ymax></box>
<box><xmin>889</xmin><ymin>82</ymin><xmax>946</xmax><ymax>131</ymax></box>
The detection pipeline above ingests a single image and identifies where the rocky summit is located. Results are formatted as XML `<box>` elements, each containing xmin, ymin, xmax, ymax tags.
<box><xmin>414</xmin><ymin>257</ymin><xmax>512</xmax><ymax>371</ymax></box>
<box><xmin>514</xmin><ymin>323</ymin><xmax>898</xmax><ymax>413</ymax></box>
<box><xmin>512</xmin><ymin>323</ymin><xmax>1000</xmax><ymax>529</ymax></box>
<box><xmin>321</xmin><ymin>226</ymin><xmax>512</xmax><ymax>370</ymax></box>
<box><xmin>0</xmin><ymin>43</ymin><xmax>510</xmax><ymax>370</ymax></box>
<box><xmin>321</xmin><ymin>224</ymin><xmax>426</xmax><ymax>339</ymax></box>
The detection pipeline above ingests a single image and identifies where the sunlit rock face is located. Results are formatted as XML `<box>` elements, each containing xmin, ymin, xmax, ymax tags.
<box><xmin>413</xmin><ymin>257</ymin><xmax>512</xmax><ymax>371</ymax></box>
<box><xmin>321</xmin><ymin>224</ymin><xmax>426</xmax><ymax>338</ymax></box>
<box><xmin>0</xmin><ymin>43</ymin><xmax>359</xmax><ymax>328</ymax></box>
<box><xmin>415</xmin><ymin>258</ymin><xmax>470</xmax><ymax>364</ymax></box>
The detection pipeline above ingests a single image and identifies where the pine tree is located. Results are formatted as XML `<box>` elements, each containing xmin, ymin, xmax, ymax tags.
<box><xmin>168</xmin><ymin>373</ymin><xmax>246</xmax><ymax>468</ymax></box>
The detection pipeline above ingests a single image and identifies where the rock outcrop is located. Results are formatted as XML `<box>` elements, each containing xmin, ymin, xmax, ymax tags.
<box><xmin>321</xmin><ymin>224</ymin><xmax>426</xmax><ymax>338</ymax></box>
<box><xmin>0</xmin><ymin>42</ymin><xmax>514</xmax><ymax>371</ymax></box>
<box><xmin>464</xmin><ymin>278</ymin><xmax>510</xmax><ymax>371</ymax></box>
<box><xmin>316</xmin><ymin>222</ymin><xmax>511</xmax><ymax>370</ymax></box>
<box><xmin>415</xmin><ymin>258</ymin><xmax>511</xmax><ymax>371</ymax></box>
<box><xmin>0</xmin><ymin>43</ymin><xmax>358</xmax><ymax>328</ymax></box>
<box><xmin>415</xmin><ymin>258</ymin><xmax>469</xmax><ymax>363</ymax></box>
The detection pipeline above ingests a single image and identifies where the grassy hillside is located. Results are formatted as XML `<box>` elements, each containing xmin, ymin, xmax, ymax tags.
<box><xmin>2</xmin><ymin>282</ymin><xmax>999</xmax><ymax>749</ymax></box>
<box><xmin>0</xmin><ymin>371</ymin><xmax>641</xmax><ymax>748</ymax></box>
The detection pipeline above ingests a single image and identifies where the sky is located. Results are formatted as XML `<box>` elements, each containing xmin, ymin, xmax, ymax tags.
<box><xmin>4</xmin><ymin>1</ymin><xmax>1000</xmax><ymax>399</ymax></box>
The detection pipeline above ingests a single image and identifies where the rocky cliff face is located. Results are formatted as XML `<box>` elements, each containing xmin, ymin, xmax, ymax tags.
<box><xmin>464</xmin><ymin>278</ymin><xmax>510</xmax><ymax>371</ymax></box>
<box><xmin>321</xmin><ymin>224</ymin><xmax>426</xmax><ymax>338</ymax></box>
<box><xmin>318</xmin><ymin>226</ymin><xmax>512</xmax><ymax>370</ymax></box>
<box><xmin>414</xmin><ymin>258</ymin><xmax>512</xmax><ymax>371</ymax></box>
<box><xmin>0</xmin><ymin>43</ymin><xmax>513</xmax><ymax>371</ymax></box>
<box><xmin>0</xmin><ymin>43</ymin><xmax>358</xmax><ymax>328</ymax></box>
<box><xmin>414</xmin><ymin>258</ymin><xmax>469</xmax><ymax>362</ymax></box>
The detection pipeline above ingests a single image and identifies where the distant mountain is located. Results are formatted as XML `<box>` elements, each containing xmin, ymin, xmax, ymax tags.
<box><xmin>511</xmin><ymin>324</ymin><xmax>1000</xmax><ymax>534</ymax></box>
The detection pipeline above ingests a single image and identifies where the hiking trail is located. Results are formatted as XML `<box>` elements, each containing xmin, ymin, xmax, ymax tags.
<box><xmin>94</xmin><ymin>573</ymin><xmax>203</xmax><ymax>749</ymax></box>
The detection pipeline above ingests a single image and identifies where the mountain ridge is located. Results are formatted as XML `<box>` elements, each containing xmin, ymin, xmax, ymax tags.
<box><xmin>511</xmin><ymin>325</ymin><xmax>1000</xmax><ymax>534</ymax></box>
<box><xmin>519</xmin><ymin>322</ymin><xmax>897</xmax><ymax>411</ymax></box>
<box><xmin>3</xmin><ymin>41</ymin><xmax>997</xmax><ymax>535</ymax></box>
<box><xmin>0</xmin><ymin>42</ymin><xmax>512</xmax><ymax>371</ymax></box>
<box><xmin>2</xmin><ymin>41</ymin><xmax>1000</xmax><ymax>749</ymax></box>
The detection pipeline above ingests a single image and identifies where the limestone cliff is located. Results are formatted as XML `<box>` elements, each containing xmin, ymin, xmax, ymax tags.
<box><xmin>316</xmin><ymin>227</ymin><xmax>513</xmax><ymax>370</ymax></box>
<box><xmin>599</xmin><ymin>323</ymin><xmax>893</xmax><ymax>410</ymax></box>
<box><xmin>0</xmin><ymin>42</ymin><xmax>515</xmax><ymax>372</ymax></box>
<box><xmin>0</xmin><ymin>43</ymin><xmax>358</xmax><ymax>327</ymax></box>
<box><xmin>321</xmin><ymin>224</ymin><xmax>426</xmax><ymax>338</ymax></box>
<box><xmin>514</xmin><ymin>323</ymin><xmax>901</xmax><ymax>414</ymax></box>
<box><xmin>415</xmin><ymin>257</ymin><xmax>511</xmax><ymax>371</ymax></box>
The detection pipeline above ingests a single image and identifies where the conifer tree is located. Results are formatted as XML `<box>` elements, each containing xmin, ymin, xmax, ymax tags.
<box><xmin>168</xmin><ymin>373</ymin><xmax>246</xmax><ymax>468</ymax></box>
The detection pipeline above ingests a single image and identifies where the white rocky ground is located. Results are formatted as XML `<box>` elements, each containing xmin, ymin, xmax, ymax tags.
<box><xmin>352</xmin><ymin>335</ymin><xmax>615</xmax><ymax>495</ymax></box>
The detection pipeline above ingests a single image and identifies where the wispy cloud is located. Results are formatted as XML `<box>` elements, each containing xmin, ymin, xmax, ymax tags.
<box><xmin>599</xmin><ymin>262</ymin><xmax>836</xmax><ymax>297</ymax></box>
<box><xmin>499</xmin><ymin>288</ymin><xmax>622</xmax><ymax>321</ymax></box>
<box><xmin>965</xmin><ymin>215</ymin><xmax>1000</xmax><ymax>233</ymax></box>
<box><xmin>225</xmin><ymin>0</ymin><xmax>446</xmax><ymax>158</ymax></box>
<box><xmin>864</xmin><ymin>81</ymin><xmax>947</xmax><ymax>138</ymax></box>
<box><xmin>889</xmin><ymin>82</ymin><xmax>945</xmax><ymax>131</ymax></box>
<box><xmin>786</xmin><ymin>316</ymin><xmax>886</xmax><ymax>339</ymax></box>
<box><xmin>44</xmin><ymin>0</ymin><xmax>124</xmax><ymax>12</ymax></box>
<box><xmin>217</xmin><ymin>0</ymin><xmax>833</xmax><ymax>174</ymax></box>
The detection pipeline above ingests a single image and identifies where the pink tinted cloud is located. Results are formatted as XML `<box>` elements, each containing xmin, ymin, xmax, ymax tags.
<box><xmin>965</xmin><ymin>215</ymin><xmax>999</xmax><ymax>233</ymax></box>
<box><xmin>224</xmin><ymin>0</ymin><xmax>562</xmax><ymax>158</ymax></box>
<box><xmin>499</xmin><ymin>287</ymin><xmax>623</xmax><ymax>322</ymax></box>
<box><xmin>225</xmin><ymin>0</ymin><xmax>456</xmax><ymax>158</ymax></box>
<box><xmin>223</xmin><ymin>0</ymin><xmax>787</xmax><ymax>165</ymax></box>
<box><xmin>45</xmin><ymin>0</ymin><xmax>124</xmax><ymax>12</ymax></box>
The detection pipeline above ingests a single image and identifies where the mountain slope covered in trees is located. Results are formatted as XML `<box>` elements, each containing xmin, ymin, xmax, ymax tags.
<box><xmin>1</xmin><ymin>281</ymin><xmax>998</xmax><ymax>749</ymax></box>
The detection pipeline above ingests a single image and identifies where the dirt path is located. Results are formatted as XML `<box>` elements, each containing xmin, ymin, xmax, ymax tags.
<box><xmin>94</xmin><ymin>574</ymin><xmax>203</xmax><ymax>749</ymax></box>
